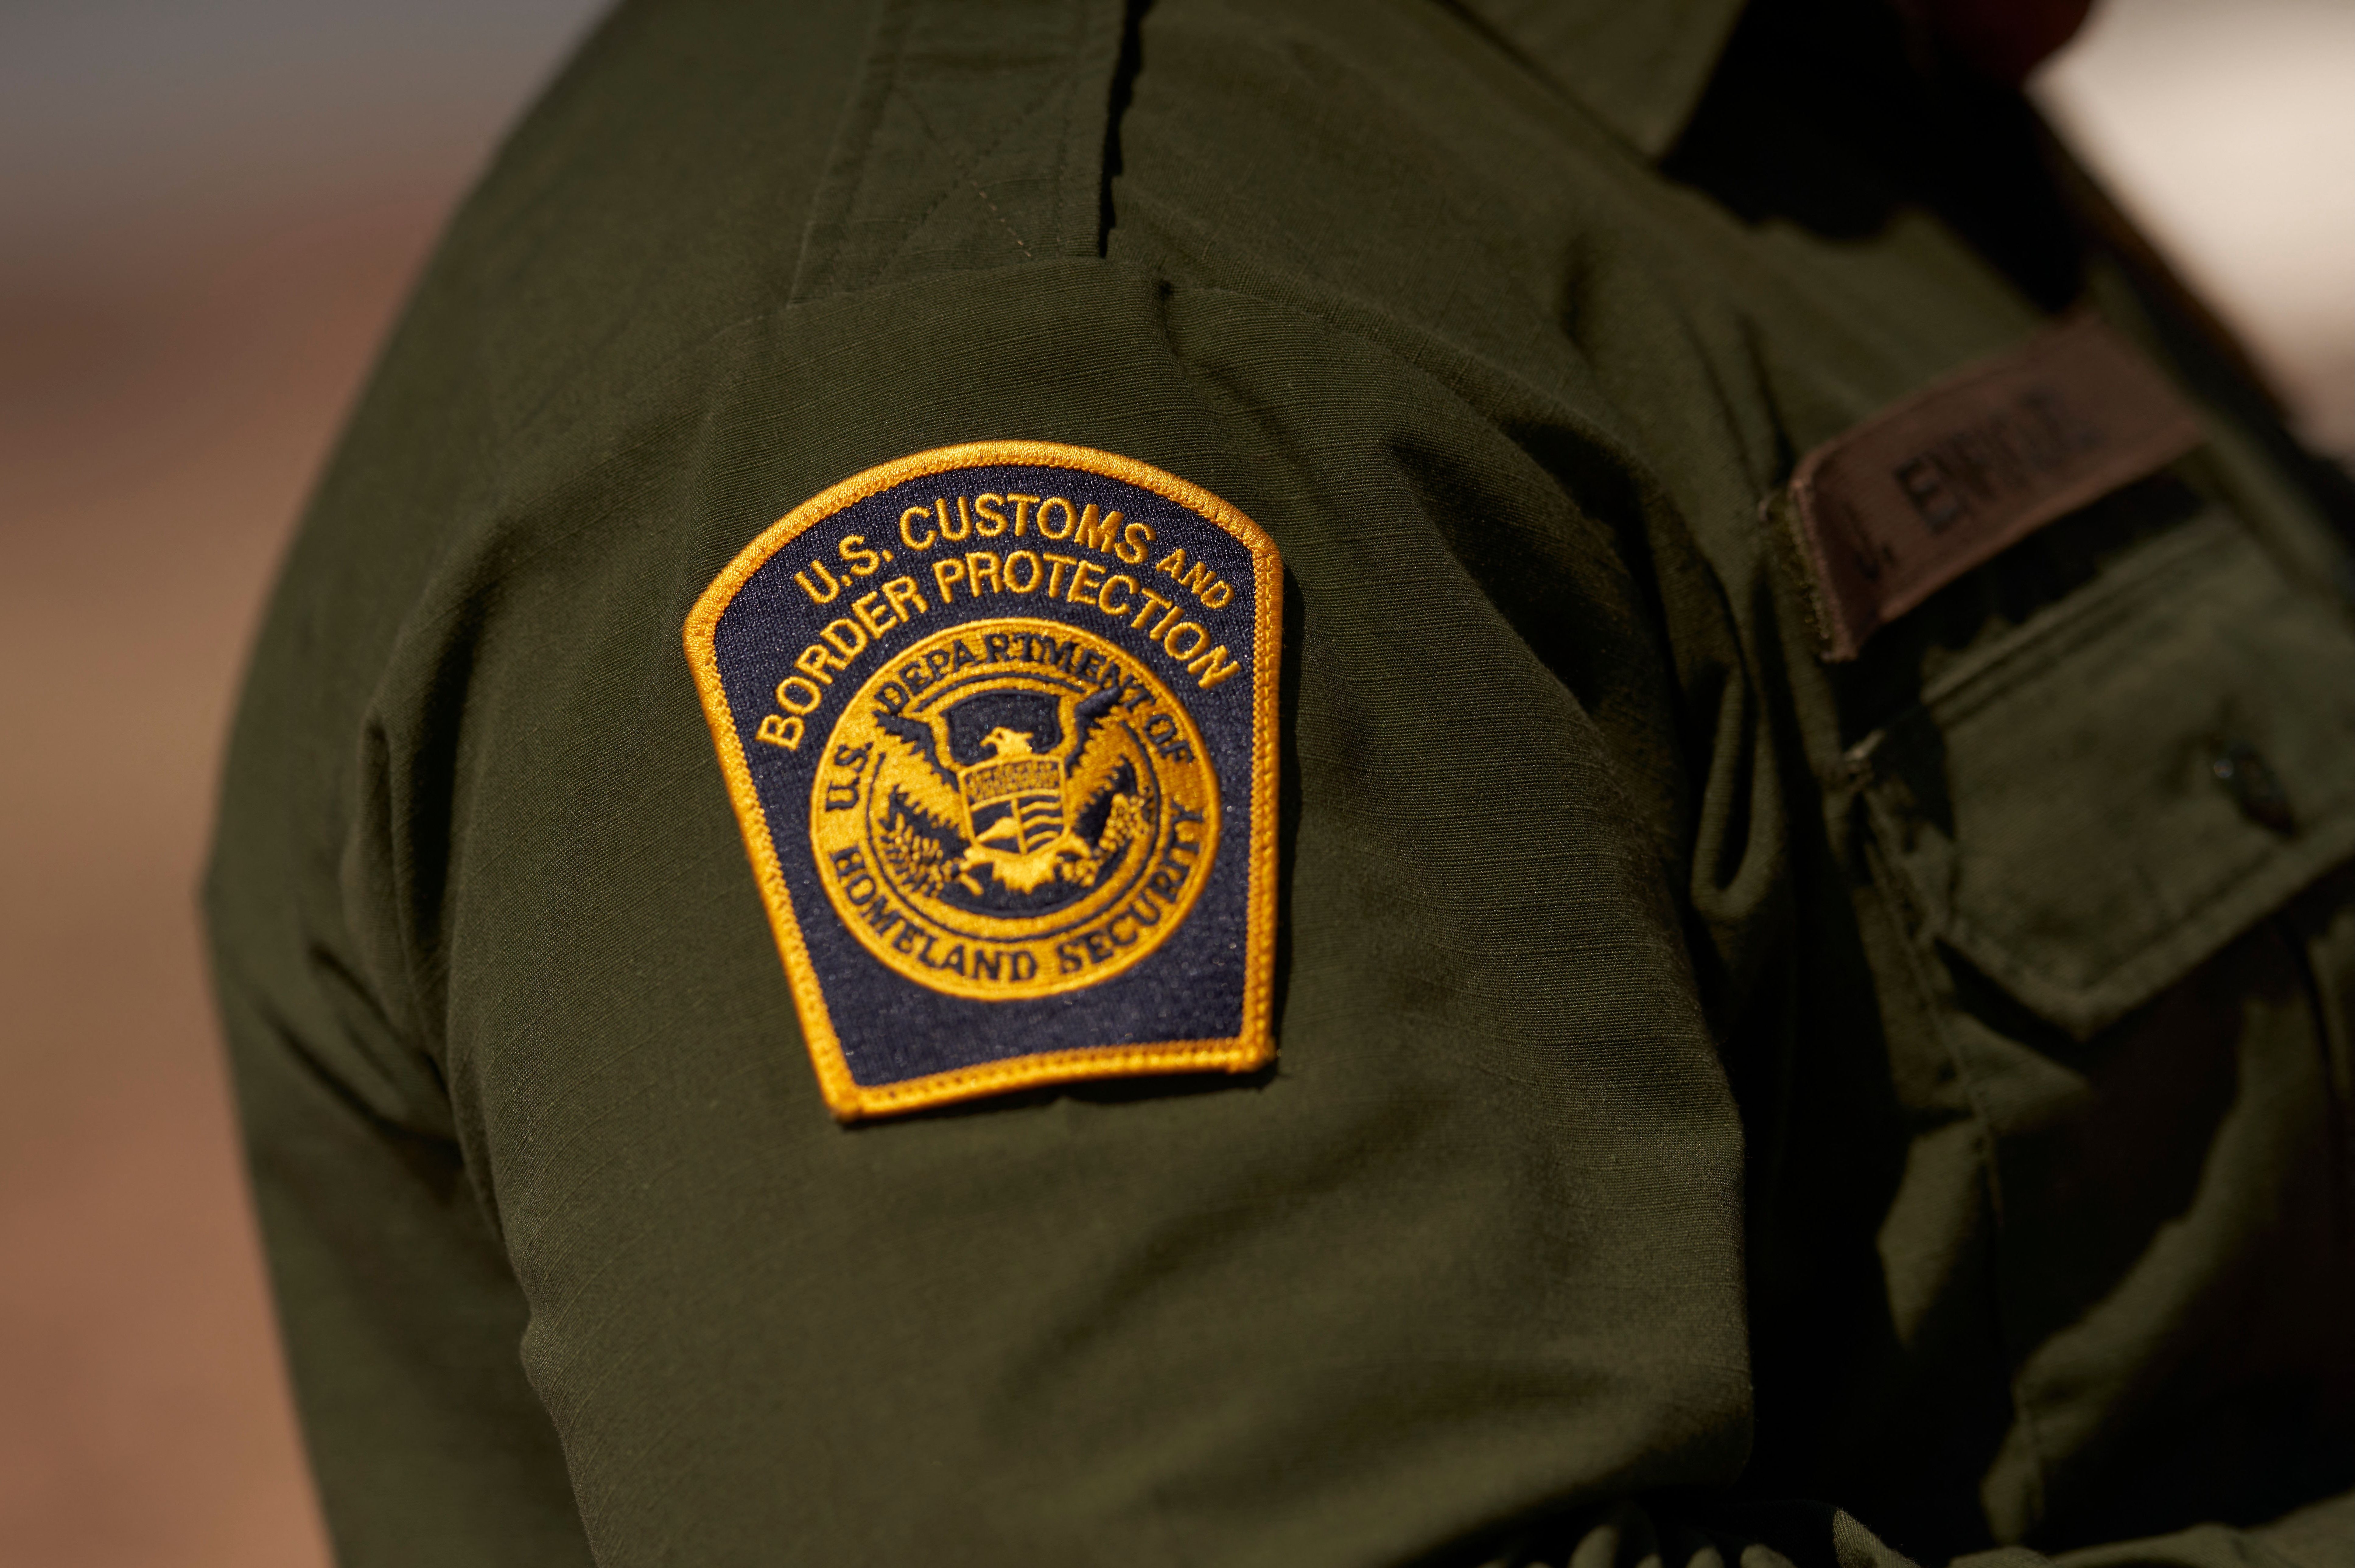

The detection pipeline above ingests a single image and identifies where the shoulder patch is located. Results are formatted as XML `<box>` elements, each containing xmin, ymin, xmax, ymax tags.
<box><xmin>685</xmin><ymin>442</ymin><xmax>1282</xmax><ymax>1121</ymax></box>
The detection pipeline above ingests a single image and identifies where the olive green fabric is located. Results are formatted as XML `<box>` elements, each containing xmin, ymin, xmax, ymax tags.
<box><xmin>203</xmin><ymin>0</ymin><xmax>2355</xmax><ymax>1563</ymax></box>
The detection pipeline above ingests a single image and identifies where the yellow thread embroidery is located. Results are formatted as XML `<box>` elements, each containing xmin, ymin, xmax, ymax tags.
<box><xmin>684</xmin><ymin>440</ymin><xmax>1283</xmax><ymax>1122</ymax></box>
<box><xmin>811</xmin><ymin>616</ymin><xmax>1218</xmax><ymax>1001</ymax></box>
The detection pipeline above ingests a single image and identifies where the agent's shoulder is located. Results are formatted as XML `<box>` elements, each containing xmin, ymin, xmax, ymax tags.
<box><xmin>407</xmin><ymin>0</ymin><xmax>874</xmax><ymax>423</ymax></box>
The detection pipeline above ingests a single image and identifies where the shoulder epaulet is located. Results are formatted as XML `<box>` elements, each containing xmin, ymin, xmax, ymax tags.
<box><xmin>791</xmin><ymin>0</ymin><xmax>1130</xmax><ymax>302</ymax></box>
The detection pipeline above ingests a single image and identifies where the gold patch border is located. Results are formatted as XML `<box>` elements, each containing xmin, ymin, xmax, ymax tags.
<box><xmin>683</xmin><ymin>440</ymin><xmax>1283</xmax><ymax>1123</ymax></box>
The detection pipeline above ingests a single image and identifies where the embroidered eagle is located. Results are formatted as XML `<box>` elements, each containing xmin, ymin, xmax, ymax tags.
<box><xmin>872</xmin><ymin>684</ymin><xmax>1152</xmax><ymax>903</ymax></box>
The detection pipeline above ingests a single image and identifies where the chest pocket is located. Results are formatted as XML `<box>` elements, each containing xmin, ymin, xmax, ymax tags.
<box><xmin>1840</xmin><ymin>506</ymin><xmax>2355</xmax><ymax>1543</ymax></box>
<box><xmin>1852</xmin><ymin>511</ymin><xmax>2353</xmax><ymax>1039</ymax></box>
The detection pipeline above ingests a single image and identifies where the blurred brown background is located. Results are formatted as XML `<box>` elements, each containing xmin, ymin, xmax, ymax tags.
<box><xmin>0</xmin><ymin>2</ymin><xmax>2347</xmax><ymax>1563</ymax></box>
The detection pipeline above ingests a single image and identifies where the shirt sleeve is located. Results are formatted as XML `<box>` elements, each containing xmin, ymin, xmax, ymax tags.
<box><xmin>207</xmin><ymin>240</ymin><xmax>1759</xmax><ymax>1559</ymax></box>
<box><xmin>203</xmin><ymin>0</ymin><xmax>2355</xmax><ymax>1538</ymax></box>
<box><xmin>204</xmin><ymin>270</ymin><xmax>598</xmax><ymax>1563</ymax></box>
<box><xmin>206</xmin><ymin>219</ymin><xmax>2355</xmax><ymax>1562</ymax></box>
<box><xmin>206</xmin><ymin>944</ymin><xmax>598</xmax><ymax>1566</ymax></box>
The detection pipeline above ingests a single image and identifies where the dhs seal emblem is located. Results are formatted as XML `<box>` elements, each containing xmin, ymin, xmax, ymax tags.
<box><xmin>685</xmin><ymin>443</ymin><xmax>1281</xmax><ymax>1121</ymax></box>
<box><xmin>813</xmin><ymin>619</ymin><xmax>1218</xmax><ymax>999</ymax></box>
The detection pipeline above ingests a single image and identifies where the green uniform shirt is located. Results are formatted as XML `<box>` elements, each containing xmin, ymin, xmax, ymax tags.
<box><xmin>204</xmin><ymin>0</ymin><xmax>2355</xmax><ymax>1562</ymax></box>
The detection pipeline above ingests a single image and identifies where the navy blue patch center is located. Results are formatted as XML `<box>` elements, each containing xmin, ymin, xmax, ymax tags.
<box><xmin>698</xmin><ymin>455</ymin><xmax>1270</xmax><ymax>1101</ymax></box>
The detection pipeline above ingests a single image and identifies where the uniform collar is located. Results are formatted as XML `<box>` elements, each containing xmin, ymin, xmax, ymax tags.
<box><xmin>1451</xmin><ymin>0</ymin><xmax>1752</xmax><ymax>158</ymax></box>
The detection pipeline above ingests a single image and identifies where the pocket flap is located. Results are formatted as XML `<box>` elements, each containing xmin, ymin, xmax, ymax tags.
<box><xmin>1855</xmin><ymin>515</ymin><xmax>2355</xmax><ymax>1038</ymax></box>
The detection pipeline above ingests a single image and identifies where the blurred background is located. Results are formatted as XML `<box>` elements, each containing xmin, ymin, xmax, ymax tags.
<box><xmin>0</xmin><ymin>1</ymin><xmax>2348</xmax><ymax>1563</ymax></box>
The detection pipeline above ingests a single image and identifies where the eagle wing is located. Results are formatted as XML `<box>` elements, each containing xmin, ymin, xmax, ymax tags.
<box><xmin>872</xmin><ymin>710</ymin><xmax>966</xmax><ymax>832</ymax></box>
<box><xmin>1063</xmin><ymin>687</ymin><xmax>1144</xmax><ymax>818</ymax></box>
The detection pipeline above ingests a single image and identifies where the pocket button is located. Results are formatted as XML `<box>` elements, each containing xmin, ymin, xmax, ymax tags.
<box><xmin>2210</xmin><ymin>739</ymin><xmax>2297</xmax><ymax>836</ymax></box>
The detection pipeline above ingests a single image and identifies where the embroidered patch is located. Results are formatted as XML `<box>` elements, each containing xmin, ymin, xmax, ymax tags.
<box><xmin>1787</xmin><ymin>312</ymin><xmax>2204</xmax><ymax>660</ymax></box>
<box><xmin>685</xmin><ymin>442</ymin><xmax>1282</xmax><ymax>1121</ymax></box>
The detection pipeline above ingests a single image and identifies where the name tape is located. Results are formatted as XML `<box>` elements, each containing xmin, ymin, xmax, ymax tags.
<box><xmin>1789</xmin><ymin>313</ymin><xmax>2204</xmax><ymax>660</ymax></box>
